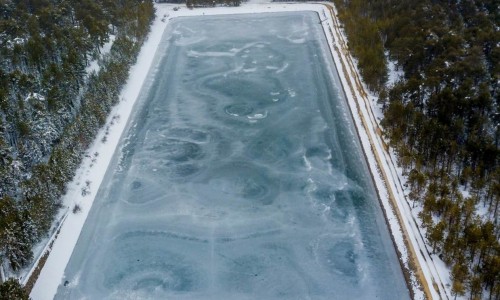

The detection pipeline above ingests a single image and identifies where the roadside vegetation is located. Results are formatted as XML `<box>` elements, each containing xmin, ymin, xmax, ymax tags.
<box><xmin>333</xmin><ymin>0</ymin><xmax>499</xmax><ymax>298</ymax></box>
<box><xmin>0</xmin><ymin>0</ymin><xmax>155</xmax><ymax>291</ymax></box>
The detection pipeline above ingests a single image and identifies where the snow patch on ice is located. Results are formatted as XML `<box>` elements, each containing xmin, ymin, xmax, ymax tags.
<box><xmin>276</xmin><ymin>62</ymin><xmax>289</xmax><ymax>73</ymax></box>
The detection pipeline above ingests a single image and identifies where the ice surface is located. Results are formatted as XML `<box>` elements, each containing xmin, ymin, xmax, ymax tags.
<box><xmin>54</xmin><ymin>12</ymin><xmax>409</xmax><ymax>300</ymax></box>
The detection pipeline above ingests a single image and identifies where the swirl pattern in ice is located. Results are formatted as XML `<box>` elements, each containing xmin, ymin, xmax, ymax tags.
<box><xmin>55</xmin><ymin>12</ymin><xmax>410</xmax><ymax>300</ymax></box>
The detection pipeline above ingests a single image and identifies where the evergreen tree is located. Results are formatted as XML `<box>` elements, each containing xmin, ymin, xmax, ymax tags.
<box><xmin>0</xmin><ymin>278</ymin><xmax>30</xmax><ymax>300</ymax></box>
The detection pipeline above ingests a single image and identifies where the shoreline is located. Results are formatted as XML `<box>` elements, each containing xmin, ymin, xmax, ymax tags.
<box><xmin>315</xmin><ymin>7</ymin><xmax>424</xmax><ymax>299</ymax></box>
<box><xmin>320</xmin><ymin>3</ymin><xmax>452</xmax><ymax>299</ymax></box>
<box><xmin>313</xmin><ymin>7</ymin><xmax>419</xmax><ymax>299</ymax></box>
<box><xmin>29</xmin><ymin>3</ymin><xmax>445</xmax><ymax>299</ymax></box>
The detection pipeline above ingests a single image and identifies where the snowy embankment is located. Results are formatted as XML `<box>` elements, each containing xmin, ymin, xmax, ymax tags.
<box><xmin>17</xmin><ymin>34</ymin><xmax>119</xmax><ymax>290</ymax></box>
<box><xmin>30</xmin><ymin>2</ymin><xmax>451</xmax><ymax>299</ymax></box>
<box><xmin>319</xmin><ymin>3</ymin><xmax>454</xmax><ymax>299</ymax></box>
<box><xmin>29</xmin><ymin>6</ymin><xmax>169</xmax><ymax>299</ymax></box>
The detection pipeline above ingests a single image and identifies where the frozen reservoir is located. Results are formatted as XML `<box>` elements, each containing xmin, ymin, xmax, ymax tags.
<box><xmin>55</xmin><ymin>12</ymin><xmax>410</xmax><ymax>299</ymax></box>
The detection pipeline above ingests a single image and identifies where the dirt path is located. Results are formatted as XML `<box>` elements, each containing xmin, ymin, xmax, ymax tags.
<box><xmin>319</xmin><ymin>3</ymin><xmax>451</xmax><ymax>299</ymax></box>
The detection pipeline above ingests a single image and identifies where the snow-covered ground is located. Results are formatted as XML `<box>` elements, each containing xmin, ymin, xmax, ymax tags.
<box><xmin>85</xmin><ymin>34</ymin><xmax>116</xmax><ymax>75</ymax></box>
<box><xmin>29</xmin><ymin>2</ymin><xmax>453</xmax><ymax>300</ymax></box>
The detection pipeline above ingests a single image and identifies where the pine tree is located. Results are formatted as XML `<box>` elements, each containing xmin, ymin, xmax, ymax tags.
<box><xmin>0</xmin><ymin>278</ymin><xmax>30</xmax><ymax>300</ymax></box>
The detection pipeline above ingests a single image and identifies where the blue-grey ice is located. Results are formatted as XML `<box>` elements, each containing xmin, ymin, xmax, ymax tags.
<box><xmin>55</xmin><ymin>12</ymin><xmax>410</xmax><ymax>299</ymax></box>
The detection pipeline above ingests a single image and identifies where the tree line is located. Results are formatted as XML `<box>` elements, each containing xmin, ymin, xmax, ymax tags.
<box><xmin>0</xmin><ymin>0</ymin><xmax>155</xmax><ymax>293</ymax></box>
<box><xmin>186</xmin><ymin>0</ymin><xmax>241</xmax><ymax>8</ymax></box>
<box><xmin>333</xmin><ymin>0</ymin><xmax>499</xmax><ymax>299</ymax></box>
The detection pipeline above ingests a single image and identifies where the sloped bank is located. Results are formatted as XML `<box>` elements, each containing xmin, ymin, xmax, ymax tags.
<box><xmin>320</xmin><ymin>2</ymin><xmax>450</xmax><ymax>299</ymax></box>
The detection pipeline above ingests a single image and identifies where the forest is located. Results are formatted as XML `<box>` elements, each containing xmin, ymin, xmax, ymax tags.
<box><xmin>0</xmin><ymin>0</ymin><xmax>155</xmax><ymax>295</ymax></box>
<box><xmin>0</xmin><ymin>0</ymin><xmax>498</xmax><ymax>298</ymax></box>
<box><xmin>333</xmin><ymin>0</ymin><xmax>499</xmax><ymax>299</ymax></box>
